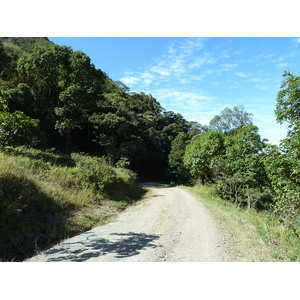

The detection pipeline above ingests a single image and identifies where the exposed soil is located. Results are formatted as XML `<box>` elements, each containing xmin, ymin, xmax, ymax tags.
<box><xmin>26</xmin><ymin>185</ymin><xmax>237</xmax><ymax>262</ymax></box>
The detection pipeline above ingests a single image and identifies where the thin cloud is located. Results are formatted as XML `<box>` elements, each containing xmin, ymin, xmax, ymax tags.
<box><xmin>119</xmin><ymin>38</ymin><xmax>217</xmax><ymax>87</ymax></box>
<box><xmin>140</xmin><ymin>72</ymin><xmax>155</xmax><ymax>85</ymax></box>
<box><xmin>115</xmin><ymin>37</ymin><xmax>298</xmax><ymax>145</ymax></box>
<box><xmin>235</xmin><ymin>71</ymin><xmax>248</xmax><ymax>78</ymax></box>
<box><xmin>147</xmin><ymin>88</ymin><xmax>216</xmax><ymax>123</ymax></box>
<box><xmin>220</xmin><ymin>63</ymin><xmax>239</xmax><ymax>70</ymax></box>
<box><xmin>188</xmin><ymin>53</ymin><xmax>216</xmax><ymax>69</ymax></box>
<box><xmin>151</xmin><ymin>89</ymin><xmax>212</xmax><ymax>102</ymax></box>
<box><xmin>120</xmin><ymin>76</ymin><xmax>140</xmax><ymax>85</ymax></box>
<box><xmin>271</xmin><ymin>51</ymin><xmax>297</xmax><ymax>63</ymax></box>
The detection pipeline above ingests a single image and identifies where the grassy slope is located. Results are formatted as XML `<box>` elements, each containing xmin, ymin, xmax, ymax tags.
<box><xmin>184</xmin><ymin>185</ymin><xmax>300</xmax><ymax>262</ymax></box>
<box><xmin>0</xmin><ymin>37</ymin><xmax>54</xmax><ymax>52</ymax></box>
<box><xmin>0</xmin><ymin>147</ymin><xmax>144</xmax><ymax>261</ymax></box>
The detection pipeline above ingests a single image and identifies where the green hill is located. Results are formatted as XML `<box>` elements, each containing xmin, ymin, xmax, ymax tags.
<box><xmin>0</xmin><ymin>37</ymin><xmax>54</xmax><ymax>52</ymax></box>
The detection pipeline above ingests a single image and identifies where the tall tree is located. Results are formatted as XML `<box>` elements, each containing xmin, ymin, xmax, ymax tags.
<box><xmin>15</xmin><ymin>45</ymin><xmax>106</xmax><ymax>152</ymax></box>
<box><xmin>209</xmin><ymin>105</ymin><xmax>253</xmax><ymax>133</ymax></box>
<box><xmin>183</xmin><ymin>131</ymin><xmax>225</xmax><ymax>184</ymax></box>
<box><xmin>263</xmin><ymin>70</ymin><xmax>300</xmax><ymax>223</ymax></box>
<box><xmin>213</xmin><ymin>124</ymin><xmax>269</xmax><ymax>209</ymax></box>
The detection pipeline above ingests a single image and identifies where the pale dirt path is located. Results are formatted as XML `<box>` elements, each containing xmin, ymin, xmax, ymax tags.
<box><xmin>26</xmin><ymin>185</ymin><xmax>236</xmax><ymax>262</ymax></box>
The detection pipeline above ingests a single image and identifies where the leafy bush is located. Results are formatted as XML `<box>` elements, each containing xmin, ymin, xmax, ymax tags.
<box><xmin>263</xmin><ymin>144</ymin><xmax>300</xmax><ymax>224</ymax></box>
<box><xmin>0</xmin><ymin>148</ymin><xmax>142</xmax><ymax>261</ymax></box>
<box><xmin>71</xmin><ymin>153</ymin><xmax>138</xmax><ymax>199</ymax></box>
<box><xmin>183</xmin><ymin>131</ymin><xmax>224</xmax><ymax>184</ymax></box>
<box><xmin>0</xmin><ymin>92</ymin><xmax>42</xmax><ymax>148</ymax></box>
<box><xmin>71</xmin><ymin>153</ymin><xmax>118</xmax><ymax>191</ymax></box>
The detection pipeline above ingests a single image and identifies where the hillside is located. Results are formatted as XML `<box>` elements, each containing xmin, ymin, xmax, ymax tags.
<box><xmin>0</xmin><ymin>37</ymin><xmax>299</xmax><ymax>261</ymax></box>
<box><xmin>0</xmin><ymin>147</ymin><xmax>143</xmax><ymax>261</ymax></box>
<box><xmin>0</xmin><ymin>37</ymin><xmax>54</xmax><ymax>52</ymax></box>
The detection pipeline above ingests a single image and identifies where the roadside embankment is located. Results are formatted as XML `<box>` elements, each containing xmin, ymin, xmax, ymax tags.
<box><xmin>0</xmin><ymin>147</ymin><xmax>144</xmax><ymax>261</ymax></box>
<box><xmin>185</xmin><ymin>184</ymin><xmax>300</xmax><ymax>262</ymax></box>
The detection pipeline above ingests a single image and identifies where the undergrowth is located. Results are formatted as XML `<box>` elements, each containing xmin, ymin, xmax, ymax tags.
<box><xmin>0</xmin><ymin>146</ymin><xmax>145</xmax><ymax>261</ymax></box>
<box><xmin>185</xmin><ymin>184</ymin><xmax>300</xmax><ymax>262</ymax></box>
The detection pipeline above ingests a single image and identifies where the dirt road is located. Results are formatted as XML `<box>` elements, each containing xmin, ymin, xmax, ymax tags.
<box><xmin>26</xmin><ymin>185</ymin><xmax>236</xmax><ymax>262</ymax></box>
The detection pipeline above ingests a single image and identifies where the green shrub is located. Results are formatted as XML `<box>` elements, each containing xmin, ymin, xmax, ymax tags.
<box><xmin>0</xmin><ymin>148</ymin><xmax>142</xmax><ymax>261</ymax></box>
<box><xmin>71</xmin><ymin>153</ymin><xmax>118</xmax><ymax>191</ymax></box>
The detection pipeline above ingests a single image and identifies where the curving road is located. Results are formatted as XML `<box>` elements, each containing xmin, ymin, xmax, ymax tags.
<box><xmin>26</xmin><ymin>185</ymin><xmax>236</xmax><ymax>262</ymax></box>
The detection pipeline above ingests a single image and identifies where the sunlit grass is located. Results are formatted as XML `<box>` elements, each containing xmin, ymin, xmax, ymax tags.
<box><xmin>184</xmin><ymin>184</ymin><xmax>300</xmax><ymax>262</ymax></box>
<box><xmin>0</xmin><ymin>147</ymin><xmax>144</xmax><ymax>261</ymax></box>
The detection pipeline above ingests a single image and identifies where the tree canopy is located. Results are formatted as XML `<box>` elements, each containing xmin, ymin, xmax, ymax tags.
<box><xmin>0</xmin><ymin>38</ymin><xmax>299</xmax><ymax>226</ymax></box>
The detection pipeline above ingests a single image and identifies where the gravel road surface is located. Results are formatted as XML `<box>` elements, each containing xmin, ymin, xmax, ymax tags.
<box><xmin>26</xmin><ymin>185</ymin><xmax>236</xmax><ymax>262</ymax></box>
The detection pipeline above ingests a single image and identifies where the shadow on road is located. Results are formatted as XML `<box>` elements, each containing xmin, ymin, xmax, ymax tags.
<box><xmin>141</xmin><ymin>182</ymin><xmax>175</xmax><ymax>189</ymax></box>
<box><xmin>43</xmin><ymin>232</ymin><xmax>161</xmax><ymax>262</ymax></box>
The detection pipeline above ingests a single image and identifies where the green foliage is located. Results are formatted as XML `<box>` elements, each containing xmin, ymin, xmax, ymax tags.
<box><xmin>209</xmin><ymin>105</ymin><xmax>253</xmax><ymax>132</ymax></box>
<box><xmin>267</xmin><ymin>70</ymin><xmax>300</xmax><ymax>225</ymax></box>
<box><xmin>183</xmin><ymin>131</ymin><xmax>225</xmax><ymax>184</ymax></box>
<box><xmin>188</xmin><ymin>184</ymin><xmax>300</xmax><ymax>261</ymax></box>
<box><xmin>71</xmin><ymin>153</ymin><xmax>118</xmax><ymax>191</ymax></box>
<box><xmin>212</xmin><ymin>125</ymin><xmax>269</xmax><ymax>209</ymax></box>
<box><xmin>168</xmin><ymin>132</ymin><xmax>191</xmax><ymax>182</ymax></box>
<box><xmin>276</xmin><ymin>70</ymin><xmax>300</xmax><ymax>133</ymax></box>
<box><xmin>1</xmin><ymin>83</ymin><xmax>35</xmax><ymax>115</ymax></box>
<box><xmin>263</xmin><ymin>144</ymin><xmax>300</xmax><ymax>224</ymax></box>
<box><xmin>13</xmin><ymin>44</ymin><xmax>106</xmax><ymax>152</ymax></box>
<box><xmin>116</xmin><ymin>156</ymin><xmax>131</xmax><ymax>168</ymax></box>
<box><xmin>0</xmin><ymin>42</ymin><xmax>11</xmax><ymax>74</ymax></box>
<box><xmin>1</xmin><ymin>38</ymin><xmax>203</xmax><ymax>179</ymax></box>
<box><xmin>0</xmin><ymin>110</ymin><xmax>41</xmax><ymax>147</ymax></box>
<box><xmin>0</xmin><ymin>147</ymin><xmax>143</xmax><ymax>261</ymax></box>
<box><xmin>1</xmin><ymin>37</ymin><xmax>299</xmax><ymax>261</ymax></box>
<box><xmin>0</xmin><ymin>37</ymin><xmax>54</xmax><ymax>53</ymax></box>
<box><xmin>0</xmin><ymin>92</ymin><xmax>42</xmax><ymax>148</ymax></box>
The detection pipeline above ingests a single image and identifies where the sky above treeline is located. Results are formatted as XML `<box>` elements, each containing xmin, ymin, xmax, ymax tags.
<box><xmin>49</xmin><ymin>37</ymin><xmax>300</xmax><ymax>144</ymax></box>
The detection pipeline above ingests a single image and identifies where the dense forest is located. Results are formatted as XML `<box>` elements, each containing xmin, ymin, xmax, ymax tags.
<box><xmin>0</xmin><ymin>38</ymin><xmax>299</xmax><ymax>259</ymax></box>
<box><xmin>0</xmin><ymin>37</ymin><xmax>205</xmax><ymax>180</ymax></box>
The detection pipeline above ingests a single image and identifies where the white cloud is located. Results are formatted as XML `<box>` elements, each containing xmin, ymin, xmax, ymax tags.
<box><xmin>147</xmin><ymin>88</ymin><xmax>215</xmax><ymax>123</ymax></box>
<box><xmin>188</xmin><ymin>53</ymin><xmax>216</xmax><ymax>69</ymax></box>
<box><xmin>247</xmin><ymin>77</ymin><xmax>261</xmax><ymax>83</ymax></box>
<box><xmin>177</xmin><ymin>38</ymin><xmax>205</xmax><ymax>57</ymax></box>
<box><xmin>120</xmin><ymin>76</ymin><xmax>140</xmax><ymax>85</ymax></box>
<box><xmin>276</xmin><ymin>62</ymin><xmax>289</xmax><ymax>69</ymax></box>
<box><xmin>256</xmin><ymin>52</ymin><xmax>275</xmax><ymax>60</ymax></box>
<box><xmin>220</xmin><ymin>63</ymin><xmax>238</xmax><ymax>70</ymax></box>
<box><xmin>271</xmin><ymin>51</ymin><xmax>297</xmax><ymax>63</ymax></box>
<box><xmin>151</xmin><ymin>89</ymin><xmax>212</xmax><ymax>103</ymax></box>
<box><xmin>235</xmin><ymin>71</ymin><xmax>248</xmax><ymax>78</ymax></box>
<box><xmin>187</xmin><ymin>74</ymin><xmax>205</xmax><ymax>81</ymax></box>
<box><xmin>119</xmin><ymin>38</ymin><xmax>216</xmax><ymax>87</ymax></box>
<box><xmin>115</xmin><ymin>38</ymin><xmax>295</xmax><ymax>145</ymax></box>
<box><xmin>258</xmin><ymin>127</ymin><xmax>287</xmax><ymax>145</ymax></box>
<box><xmin>150</xmin><ymin>65</ymin><xmax>171</xmax><ymax>76</ymax></box>
<box><xmin>141</xmin><ymin>72</ymin><xmax>155</xmax><ymax>85</ymax></box>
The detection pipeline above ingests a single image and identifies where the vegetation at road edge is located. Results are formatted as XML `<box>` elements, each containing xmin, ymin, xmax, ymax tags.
<box><xmin>186</xmin><ymin>184</ymin><xmax>300</xmax><ymax>262</ymax></box>
<box><xmin>0</xmin><ymin>37</ymin><xmax>299</xmax><ymax>261</ymax></box>
<box><xmin>0</xmin><ymin>147</ymin><xmax>144</xmax><ymax>261</ymax></box>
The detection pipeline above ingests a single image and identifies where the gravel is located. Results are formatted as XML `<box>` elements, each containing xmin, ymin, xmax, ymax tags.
<box><xmin>26</xmin><ymin>185</ymin><xmax>237</xmax><ymax>262</ymax></box>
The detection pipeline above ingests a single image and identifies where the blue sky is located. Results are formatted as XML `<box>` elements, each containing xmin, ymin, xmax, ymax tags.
<box><xmin>49</xmin><ymin>37</ymin><xmax>300</xmax><ymax>144</ymax></box>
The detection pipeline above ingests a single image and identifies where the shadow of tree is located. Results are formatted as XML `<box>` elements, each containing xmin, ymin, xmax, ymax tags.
<box><xmin>44</xmin><ymin>232</ymin><xmax>161</xmax><ymax>262</ymax></box>
<box><xmin>0</xmin><ymin>174</ymin><xmax>71</xmax><ymax>261</ymax></box>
